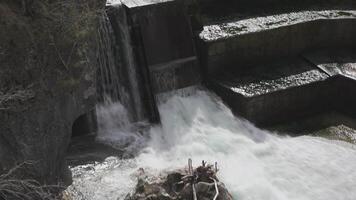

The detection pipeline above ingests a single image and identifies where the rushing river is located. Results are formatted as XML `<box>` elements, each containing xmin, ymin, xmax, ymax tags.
<box><xmin>69</xmin><ymin>88</ymin><xmax>356</xmax><ymax>200</ymax></box>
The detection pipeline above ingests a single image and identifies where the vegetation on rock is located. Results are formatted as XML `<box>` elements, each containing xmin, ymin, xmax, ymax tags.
<box><xmin>0</xmin><ymin>0</ymin><xmax>105</xmax><ymax>187</ymax></box>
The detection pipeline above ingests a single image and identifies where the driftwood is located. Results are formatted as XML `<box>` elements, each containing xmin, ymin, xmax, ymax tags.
<box><xmin>125</xmin><ymin>159</ymin><xmax>233</xmax><ymax>200</ymax></box>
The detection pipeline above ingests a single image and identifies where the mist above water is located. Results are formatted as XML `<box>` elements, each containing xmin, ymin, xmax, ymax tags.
<box><xmin>70</xmin><ymin>88</ymin><xmax>356</xmax><ymax>200</ymax></box>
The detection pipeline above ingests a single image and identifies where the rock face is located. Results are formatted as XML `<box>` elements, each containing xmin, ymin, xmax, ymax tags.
<box><xmin>125</xmin><ymin>162</ymin><xmax>233</xmax><ymax>200</ymax></box>
<box><xmin>0</xmin><ymin>0</ymin><xmax>104</xmax><ymax>185</ymax></box>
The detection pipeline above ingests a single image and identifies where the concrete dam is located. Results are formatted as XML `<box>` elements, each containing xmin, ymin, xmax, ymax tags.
<box><xmin>64</xmin><ymin>0</ymin><xmax>356</xmax><ymax>199</ymax></box>
<box><xmin>1</xmin><ymin>0</ymin><xmax>356</xmax><ymax>199</ymax></box>
<box><xmin>70</xmin><ymin>0</ymin><xmax>356</xmax><ymax>131</ymax></box>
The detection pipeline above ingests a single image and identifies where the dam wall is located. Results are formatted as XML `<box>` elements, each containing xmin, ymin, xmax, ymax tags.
<box><xmin>105</xmin><ymin>0</ymin><xmax>356</xmax><ymax>126</ymax></box>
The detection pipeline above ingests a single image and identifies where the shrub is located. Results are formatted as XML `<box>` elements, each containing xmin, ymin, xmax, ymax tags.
<box><xmin>0</xmin><ymin>163</ymin><xmax>65</xmax><ymax>200</ymax></box>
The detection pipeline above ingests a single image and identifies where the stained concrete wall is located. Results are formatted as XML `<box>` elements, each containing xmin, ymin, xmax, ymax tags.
<box><xmin>124</xmin><ymin>0</ymin><xmax>201</xmax><ymax>93</ymax></box>
<box><xmin>334</xmin><ymin>76</ymin><xmax>356</xmax><ymax>118</ymax></box>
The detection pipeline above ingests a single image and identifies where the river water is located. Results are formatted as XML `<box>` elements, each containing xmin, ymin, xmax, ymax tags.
<box><xmin>69</xmin><ymin>88</ymin><xmax>356</xmax><ymax>200</ymax></box>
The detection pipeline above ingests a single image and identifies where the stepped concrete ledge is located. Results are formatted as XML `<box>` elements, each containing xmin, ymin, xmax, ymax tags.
<box><xmin>198</xmin><ymin>9</ymin><xmax>356</xmax><ymax>75</ymax></box>
<box><xmin>210</xmin><ymin>51</ymin><xmax>356</xmax><ymax>125</ymax></box>
<box><xmin>303</xmin><ymin>49</ymin><xmax>356</xmax><ymax>117</ymax></box>
<box><xmin>200</xmin><ymin>10</ymin><xmax>356</xmax><ymax>41</ymax></box>
<box><xmin>303</xmin><ymin>49</ymin><xmax>356</xmax><ymax>80</ymax></box>
<box><xmin>209</xmin><ymin>58</ymin><xmax>333</xmax><ymax>125</ymax></box>
<box><xmin>214</xmin><ymin>59</ymin><xmax>328</xmax><ymax>97</ymax></box>
<box><xmin>268</xmin><ymin>111</ymin><xmax>356</xmax><ymax>141</ymax></box>
<box><xmin>109</xmin><ymin>0</ymin><xmax>173</xmax><ymax>8</ymax></box>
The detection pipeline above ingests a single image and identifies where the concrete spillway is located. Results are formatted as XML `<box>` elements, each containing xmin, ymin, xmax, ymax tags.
<box><xmin>99</xmin><ymin>0</ymin><xmax>356</xmax><ymax>126</ymax></box>
<box><xmin>67</xmin><ymin>1</ymin><xmax>356</xmax><ymax>199</ymax></box>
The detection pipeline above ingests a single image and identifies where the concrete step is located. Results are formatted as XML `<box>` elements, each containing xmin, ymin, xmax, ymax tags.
<box><xmin>303</xmin><ymin>49</ymin><xmax>356</xmax><ymax>117</ymax></box>
<box><xmin>209</xmin><ymin>58</ymin><xmax>333</xmax><ymax>126</ymax></box>
<box><xmin>197</xmin><ymin>9</ymin><xmax>356</xmax><ymax>75</ymax></box>
<box><xmin>194</xmin><ymin>0</ymin><xmax>354</xmax><ymax>21</ymax></box>
<box><xmin>267</xmin><ymin>111</ymin><xmax>356</xmax><ymax>138</ymax></box>
<box><xmin>210</xmin><ymin>49</ymin><xmax>356</xmax><ymax>126</ymax></box>
<box><xmin>303</xmin><ymin>48</ymin><xmax>356</xmax><ymax>79</ymax></box>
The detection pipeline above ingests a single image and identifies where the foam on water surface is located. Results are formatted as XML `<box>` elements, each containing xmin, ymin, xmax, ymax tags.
<box><xmin>69</xmin><ymin>88</ymin><xmax>356</xmax><ymax>200</ymax></box>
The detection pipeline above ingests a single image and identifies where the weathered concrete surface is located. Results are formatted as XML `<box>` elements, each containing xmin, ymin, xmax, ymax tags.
<box><xmin>196</xmin><ymin>0</ymin><xmax>354</xmax><ymax>14</ymax></box>
<box><xmin>268</xmin><ymin>111</ymin><xmax>356</xmax><ymax>143</ymax></box>
<box><xmin>200</xmin><ymin>10</ymin><xmax>356</xmax><ymax>41</ymax></box>
<box><xmin>213</xmin><ymin>59</ymin><xmax>328</xmax><ymax>97</ymax></box>
<box><xmin>304</xmin><ymin>49</ymin><xmax>356</xmax><ymax>117</ymax></box>
<box><xmin>208</xmin><ymin>58</ymin><xmax>331</xmax><ymax>125</ymax></box>
<box><xmin>335</xmin><ymin>76</ymin><xmax>356</xmax><ymax>118</ymax></box>
<box><xmin>0</xmin><ymin>0</ymin><xmax>104</xmax><ymax>185</ymax></box>
<box><xmin>121</xmin><ymin>0</ymin><xmax>201</xmax><ymax>93</ymax></box>
<box><xmin>198</xmin><ymin>10</ymin><xmax>356</xmax><ymax>75</ymax></box>
<box><xmin>150</xmin><ymin>57</ymin><xmax>200</xmax><ymax>92</ymax></box>
<box><xmin>304</xmin><ymin>49</ymin><xmax>356</xmax><ymax>79</ymax></box>
<box><xmin>210</xmin><ymin>49</ymin><xmax>356</xmax><ymax>126</ymax></box>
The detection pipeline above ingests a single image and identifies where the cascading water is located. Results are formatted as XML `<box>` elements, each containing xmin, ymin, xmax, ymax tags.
<box><xmin>97</xmin><ymin>2</ymin><xmax>155</xmax><ymax>123</ymax></box>
<box><xmin>95</xmin><ymin>2</ymin><xmax>160</xmax><ymax>146</ymax></box>
<box><xmin>70</xmin><ymin>87</ymin><xmax>356</xmax><ymax>200</ymax></box>
<box><xmin>95</xmin><ymin>7</ymin><xmax>141</xmax><ymax>149</ymax></box>
<box><xmin>79</xmin><ymin>1</ymin><xmax>356</xmax><ymax>199</ymax></box>
<box><xmin>97</xmin><ymin>12</ymin><xmax>128</xmax><ymax>106</ymax></box>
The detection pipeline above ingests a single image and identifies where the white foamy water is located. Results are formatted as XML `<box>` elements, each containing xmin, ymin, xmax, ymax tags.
<box><xmin>70</xmin><ymin>88</ymin><xmax>356</xmax><ymax>200</ymax></box>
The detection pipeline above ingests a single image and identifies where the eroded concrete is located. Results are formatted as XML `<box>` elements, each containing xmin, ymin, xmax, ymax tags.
<box><xmin>269</xmin><ymin>111</ymin><xmax>356</xmax><ymax>144</ymax></box>
<box><xmin>116</xmin><ymin>0</ymin><xmax>201</xmax><ymax>93</ymax></box>
<box><xmin>208</xmin><ymin>51</ymin><xmax>356</xmax><ymax>126</ymax></box>
<box><xmin>200</xmin><ymin>10</ymin><xmax>356</xmax><ymax>41</ymax></box>
<box><xmin>304</xmin><ymin>49</ymin><xmax>356</xmax><ymax>79</ymax></box>
<box><xmin>214</xmin><ymin>59</ymin><xmax>328</xmax><ymax>97</ymax></box>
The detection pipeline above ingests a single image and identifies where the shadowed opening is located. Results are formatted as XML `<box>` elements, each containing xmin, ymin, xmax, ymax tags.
<box><xmin>71</xmin><ymin>110</ymin><xmax>98</xmax><ymax>138</ymax></box>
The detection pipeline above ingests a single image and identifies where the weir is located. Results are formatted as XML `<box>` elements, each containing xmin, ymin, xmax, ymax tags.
<box><xmin>67</xmin><ymin>0</ymin><xmax>356</xmax><ymax>198</ymax></box>
<box><xmin>95</xmin><ymin>0</ymin><xmax>356</xmax><ymax>127</ymax></box>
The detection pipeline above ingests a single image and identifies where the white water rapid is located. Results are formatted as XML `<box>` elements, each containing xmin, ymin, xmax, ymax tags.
<box><xmin>70</xmin><ymin>88</ymin><xmax>356</xmax><ymax>200</ymax></box>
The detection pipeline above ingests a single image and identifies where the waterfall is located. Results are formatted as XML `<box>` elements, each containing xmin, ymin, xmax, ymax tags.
<box><xmin>94</xmin><ymin>2</ymin><xmax>160</xmax><ymax>149</ymax></box>
<box><xmin>97</xmin><ymin>12</ymin><xmax>131</xmax><ymax>114</ymax></box>
<box><xmin>96</xmin><ymin>2</ymin><xmax>158</xmax><ymax>124</ymax></box>
<box><xmin>106</xmin><ymin>3</ymin><xmax>146</xmax><ymax>122</ymax></box>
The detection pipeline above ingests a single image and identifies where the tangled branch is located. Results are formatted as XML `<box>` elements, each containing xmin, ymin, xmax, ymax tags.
<box><xmin>0</xmin><ymin>162</ymin><xmax>64</xmax><ymax>200</ymax></box>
